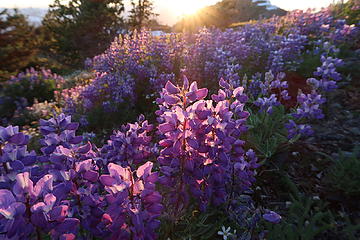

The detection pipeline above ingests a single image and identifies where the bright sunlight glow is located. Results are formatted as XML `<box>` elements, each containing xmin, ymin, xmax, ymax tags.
<box><xmin>173</xmin><ymin>0</ymin><xmax>208</xmax><ymax>16</ymax></box>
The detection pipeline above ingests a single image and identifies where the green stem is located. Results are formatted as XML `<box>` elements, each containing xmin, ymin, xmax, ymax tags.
<box><xmin>36</xmin><ymin>228</ymin><xmax>42</xmax><ymax>240</ymax></box>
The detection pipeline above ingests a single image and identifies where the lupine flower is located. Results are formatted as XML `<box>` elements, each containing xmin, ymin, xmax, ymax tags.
<box><xmin>99</xmin><ymin>161</ymin><xmax>162</xmax><ymax>239</ymax></box>
<box><xmin>311</xmin><ymin>56</ymin><xmax>343</xmax><ymax>92</ymax></box>
<box><xmin>39</xmin><ymin>113</ymin><xmax>82</xmax><ymax>155</ymax></box>
<box><xmin>0</xmin><ymin>6</ymin><xmax>356</xmax><ymax>238</ymax></box>
<box><xmin>56</xmin><ymin>8</ymin><xmax>356</xmax><ymax>120</ymax></box>
<box><xmin>263</xmin><ymin>211</ymin><xmax>282</xmax><ymax>224</ymax></box>
<box><xmin>293</xmin><ymin>91</ymin><xmax>326</xmax><ymax>120</ymax></box>
<box><xmin>156</xmin><ymin>77</ymin><xmax>257</xmax><ymax>216</ymax></box>
<box><xmin>285</xmin><ymin>120</ymin><xmax>314</xmax><ymax>139</ymax></box>
<box><xmin>0</xmin><ymin>126</ymin><xmax>36</xmax><ymax>182</ymax></box>
<box><xmin>101</xmin><ymin>115</ymin><xmax>155</xmax><ymax>168</ymax></box>
<box><xmin>0</xmin><ymin>189</ymin><xmax>29</xmax><ymax>239</ymax></box>
<box><xmin>254</xmin><ymin>94</ymin><xmax>280</xmax><ymax>114</ymax></box>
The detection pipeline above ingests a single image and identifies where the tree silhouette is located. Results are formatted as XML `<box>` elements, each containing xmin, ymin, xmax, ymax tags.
<box><xmin>0</xmin><ymin>9</ymin><xmax>39</xmax><ymax>82</ymax></box>
<box><xmin>128</xmin><ymin>0</ymin><xmax>158</xmax><ymax>30</ymax></box>
<box><xmin>43</xmin><ymin>0</ymin><xmax>125</xmax><ymax>68</ymax></box>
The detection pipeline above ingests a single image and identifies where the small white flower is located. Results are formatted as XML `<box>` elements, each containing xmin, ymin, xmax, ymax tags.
<box><xmin>217</xmin><ymin>226</ymin><xmax>234</xmax><ymax>240</ymax></box>
<box><xmin>291</xmin><ymin>151</ymin><xmax>299</xmax><ymax>156</ymax></box>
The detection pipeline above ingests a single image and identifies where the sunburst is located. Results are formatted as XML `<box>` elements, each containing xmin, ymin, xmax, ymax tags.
<box><xmin>173</xmin><ymin>0</ymin><xmax>208</xmax><ymax>16</ymax></box>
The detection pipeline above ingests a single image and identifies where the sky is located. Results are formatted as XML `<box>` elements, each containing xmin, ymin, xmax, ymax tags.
<box><xmin>0</xmin><ymin>0</ymin><xmax>343</xmax><ymax>24</ymax></box>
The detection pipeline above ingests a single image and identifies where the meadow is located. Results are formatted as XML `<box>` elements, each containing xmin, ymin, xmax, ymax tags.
<box><xmin>0</xmin><ymin>2</ymin><xmax>360</xmax><ymax>240</ymax></box>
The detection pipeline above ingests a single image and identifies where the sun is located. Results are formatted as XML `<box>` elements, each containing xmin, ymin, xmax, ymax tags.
<box><xmin>174</xmin><ymin>0</ymin><xmax>207</xmax><ymax>16</ymax></box>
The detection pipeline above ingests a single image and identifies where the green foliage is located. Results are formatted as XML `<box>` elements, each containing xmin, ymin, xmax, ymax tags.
<box><xmin>246</xmin><ymin>106</ymin><xmax>289</xmax><ymax>161</ymax></box>
<box><xmin>337</xmin><ymin>46</ymin><xmax>360</xmax><ymax>83</ymax></box>
<box><xmin>159</xmin><ymin>208</ymin><xmax>228</xmax><ymax>240</ymax></box>
<box><xmin>6</xmin><ymin>78</ymin><xmax>56</xmax><ymax>103</ymax></box>
<box><xmin>23</xmin><ymin>126</ymin><xmax>42</xmax><ymax>152</ymax></box>
<box><xmin>341</xmin><ymin>215</ymin><xmax>360</xmax><ymax>240</ymax></box>
<box><xmin>325</xmin><ymin>147</ymin><xmax>360</xmax><ymax>196</ymax></box>
<box><xmin>62</xmin><ymin>70</ymin><xmax>95</xmax><ymax>89</ymax></box>
<box><xmin>0</xmin><ymin>9</ymin><xmax>40</xmax><ymax>82</ymax></box>
<box><xmin>264</xmin><ymin>174</ymin><xmax>334</xmax><ymax>240</ymax></box>
<box><xmin>0</xmin><ymin>70</ymin><xmax>62</xmax><ymax>122</ymax></box>
<box><xmin>43</xmin><ymin>0</ymin><xmax>125</xmax><ymax>68</ymax></box>
<box><xmin>16</xmin><ymin>100</ymin><xmax>60</xmax><ymax>128</ymax></box>
<box><xmin>265</xmin><ymin>195</ymin><xmax>334</xmax><ymax>240</ymax></box>
<box><xmin>297</xmin><ymin>52</ymin><xmax>322</xmax><ymax>79</ymax></box>
<box><xmin>83</xmin><ymin>103</ymin><xmax>137</xmax><ymax>132</ymax></box>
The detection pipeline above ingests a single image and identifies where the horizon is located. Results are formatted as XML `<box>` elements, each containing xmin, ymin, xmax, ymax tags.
<box><xmin>0</xmin><ymin>0</ymin><xmax>344</xmax><ymax>25</ymax></box>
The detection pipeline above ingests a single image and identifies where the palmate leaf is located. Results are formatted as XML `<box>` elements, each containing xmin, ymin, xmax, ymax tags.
<box><xmin>246</xmin><ymin>106</ymin><xmax>289</xmax><ymax>160</ymax></box>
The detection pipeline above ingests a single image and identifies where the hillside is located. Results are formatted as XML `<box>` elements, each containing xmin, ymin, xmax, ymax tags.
<box><xmin>173</xmin><ymin>0</ymin><xmax>287</xmax><ymax>31</ymax></box>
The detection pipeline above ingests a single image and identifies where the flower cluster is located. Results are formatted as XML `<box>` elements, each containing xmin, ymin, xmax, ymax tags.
<box><xmin>101</xmin><ymin>115</ymin><xmax>155</xmax><ymax>168</ymax></box>
<box><xmin>292</xmin><ymin>91</ymin><xmax>326</xmax><ymax>120</ymax></box>
<box><xmin>39</xmin><ymin>113</ymin><xmax>82</xmax><ymax>156</ymax></box>
<box><xmin>0</xmin><ymin>126</ymin><xmax>36</xmax><ymax>185</ymax></box>
<box><xmin>2</xmin><ymin>4</ymin><xmax>359</xmax><ymax>239</ymax></box>
<box><xmin>156</xmin><ymin>77</ymin><xmax>257</xmax><ymax>215</ymax></box>
<box><xmin>309</xmin><ymin>56</ymin><xmax>343</xmax><ymax>92</ymax></box>
<box><xmin>58</xmin><ymin>85</ymin><xmax>89</xmax><ymax>115</ymax></box>
<box><xmin>1</xmin><ymin>68</ymin><xmax>65</xmax><ymax>124</ymax></box>
<box><xmin>184</xmin><ymin>24</ymin><xmax>307</xmax><ymax>88</ymax></box>
<box><xmin>0</xmin><ymin>125</ymin><xmax>41</xmax><ymax>184</ymax></box>
<box><xmin>99</xmin><ymin>161</ymin><xmax>162</xmax><ymax>239</ymax></box>
<box><xmin>285</xmin><ymin>120</ymin><xmax>314</xmax><ymax>139</ymax></box>
<box><xmin>0</xmin><ymin>113</ymin><xmax>164</xmax><ymax>239</ymax></box>
<box><xmin>8</xmin><ymin>68</ymin><xmax>64</xmax><ymax>89</ymax></box>
<box><xmin>246</xmin><ymin>71</ymin><xmax>290</xmax><ymax>114</ymax></box>
<box><xmin>1</xmin><ymin>76</ymin><xmax>259</xmax><ymax>238</ymax></box>
<box><xmin>58</xmin><ymin>8</ymin><xmax>356</xmax><ymax>133</ymax></box>
<box><xmin>74</xmin><ymin>30</ymin><xmax>184</xmax><ymax>112</ymax></box>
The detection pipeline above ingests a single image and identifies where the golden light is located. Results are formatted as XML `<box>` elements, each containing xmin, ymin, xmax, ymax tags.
<box><xmin>173</xmin><ymin>0</ymin><xmax>207</xmax><ymax>16</ymax></box>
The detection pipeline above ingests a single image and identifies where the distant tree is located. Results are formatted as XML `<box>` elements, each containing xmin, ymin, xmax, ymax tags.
<box><xmin>128</xmin><ymin>0</ymin><xmax>158</xmax><ymax>30</ymax></box>
<box><xmin>42</xmin><ymin>0</ymin><xmax>125</xmax><ymax>68</ymax></box>
<box><xmin>0</xmin><ymin>9</ymin><xmax>39</xmax><ymax>82</ymax></box>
